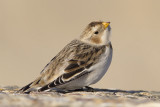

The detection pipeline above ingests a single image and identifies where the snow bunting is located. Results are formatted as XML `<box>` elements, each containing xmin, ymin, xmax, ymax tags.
<box><xmin>18</xmin><ymin>21</ymin><xmax>112</xmax><ymax>93</ymax></box>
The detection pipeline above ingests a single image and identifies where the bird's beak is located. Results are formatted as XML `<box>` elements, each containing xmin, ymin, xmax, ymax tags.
<box><xmin>102</xmin><ymin>22</ymin><xmax>110</xmax><ymax>29</ymax></box>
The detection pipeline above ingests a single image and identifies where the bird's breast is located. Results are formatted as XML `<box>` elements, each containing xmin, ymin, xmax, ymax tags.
<box><xmin>85</xmin><ymin>46</ymin><xmax>113</xmax><ymax>85</ymax></box>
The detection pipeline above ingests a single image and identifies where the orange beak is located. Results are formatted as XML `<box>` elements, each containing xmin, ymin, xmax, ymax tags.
<box><xmin>102</xmin><ymin>22</ymin><xmax>110</xmax><ymax>29</ymax></box>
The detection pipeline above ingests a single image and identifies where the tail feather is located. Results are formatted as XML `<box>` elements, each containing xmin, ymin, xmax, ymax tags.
<box><xmin>17</xmin><ymin>82</ymin><xmax>33</xmax><ymax>93</ymax></box>
<box><xmin>17</xmin><ymin>76</ymin><xmax>42</xmax><ymax>93</ymax></box>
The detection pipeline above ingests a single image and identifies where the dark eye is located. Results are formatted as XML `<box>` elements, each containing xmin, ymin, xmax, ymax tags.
<box><xmin>94</xmin><ymin>31</ymin><xmax>99</xmax><ymax>34</ymax></box>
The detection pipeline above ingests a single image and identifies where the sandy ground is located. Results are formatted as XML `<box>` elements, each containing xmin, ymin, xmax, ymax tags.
<box><xmin>0</xmin><ymin>86</ymin><xmax>160</xmax><ymax>107</ymax></box>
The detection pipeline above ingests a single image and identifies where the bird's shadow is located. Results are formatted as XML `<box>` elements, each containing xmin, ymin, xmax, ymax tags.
<box><xmin>18</xmin><ymin>88</ymin><xmax>146</xmax><ymax>95</ymax></box>
<box><xmin>54</xmin><ymin>88</ymin><xmax>146</xmax><ymax>94</ymax></box>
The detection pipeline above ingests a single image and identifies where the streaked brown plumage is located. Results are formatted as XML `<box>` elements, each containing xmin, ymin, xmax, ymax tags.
<box><xmin>18</xmin><ymin>21</ymin><xmax>112</xmax><ymax>93</ymax></box>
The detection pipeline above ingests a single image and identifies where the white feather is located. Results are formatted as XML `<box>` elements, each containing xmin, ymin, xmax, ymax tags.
<box><xmin>86</xmin><ymin>45</ymin><xmax>112</xmax><ymax>85</ymax></box>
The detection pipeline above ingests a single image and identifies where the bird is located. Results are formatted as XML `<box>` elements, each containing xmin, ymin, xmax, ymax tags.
<box><xmin>18</xmin><ymin>21</ymin><xmax>113</xmax><ymax>93</ymax></box>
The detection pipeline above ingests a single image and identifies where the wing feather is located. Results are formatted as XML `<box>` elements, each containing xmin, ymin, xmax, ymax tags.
<box><xmin>38</xmin><ymin>42</ymin><xmax>107</xmax><ymax>92</ymax></box>
<box><xmin>38</xmin><ymin>68</ymin><xmax>90</xmax><ymax>92</ymax></box>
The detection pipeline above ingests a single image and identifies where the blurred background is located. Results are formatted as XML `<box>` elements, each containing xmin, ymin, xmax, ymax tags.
<box><xmin>0</xmin><ymin>0</ymin><xmax>160</xmax><ymax>91</ymax></box>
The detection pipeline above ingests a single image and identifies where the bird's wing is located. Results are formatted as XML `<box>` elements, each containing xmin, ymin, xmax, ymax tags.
<box><xmin>17</xmin><ymin>40</ymin><xmax>80</xmax><ymax>93</ymax></box>
<box><xmin>38</xmin><ymin>59</ymin><xmax>93</xmax><ymax>92</ymax></box>
<box><xmin>38</xmin><ymin>41</ymin><xmax>107</xmax><ymax>92</ymax></box>
<box><xmin>18</xmin><ymin>39</ymin><xmax>107</xmax><ymax>93</ymax></box>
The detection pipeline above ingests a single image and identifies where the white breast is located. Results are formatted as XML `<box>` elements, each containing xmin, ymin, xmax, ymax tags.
<box><xmin>85</xmin><ymin>45</ymin><xmax>113</xmax><ymax>85</ymax></box>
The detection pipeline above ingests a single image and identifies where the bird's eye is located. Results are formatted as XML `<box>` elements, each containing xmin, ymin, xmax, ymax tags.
<box><xmin>94</xmin><ymin>31</ymin><xmax>99</xmax><ymax>34</ymax></box>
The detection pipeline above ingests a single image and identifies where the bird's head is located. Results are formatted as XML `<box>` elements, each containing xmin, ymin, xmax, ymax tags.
<box><xmin>80</xmin><ymin>21</ymin><xmax>111</xmax><ymax>46</ymax></box>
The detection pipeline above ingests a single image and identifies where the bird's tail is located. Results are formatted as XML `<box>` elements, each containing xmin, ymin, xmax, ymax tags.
<box><xmin>17</xmin><ymin>76</ymin><xmax>43</xmax><ymax>94</ymax></box>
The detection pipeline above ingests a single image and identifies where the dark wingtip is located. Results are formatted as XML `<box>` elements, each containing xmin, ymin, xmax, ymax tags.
<box><xmin>17</xmin><ymin>82</ymin><xmax>33</xmax><ymax>93</ymax></box>
<box><xmin>38</xmin><ymin>85</ymin><xmax>50</xmax><ymax>92</ymax></box>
